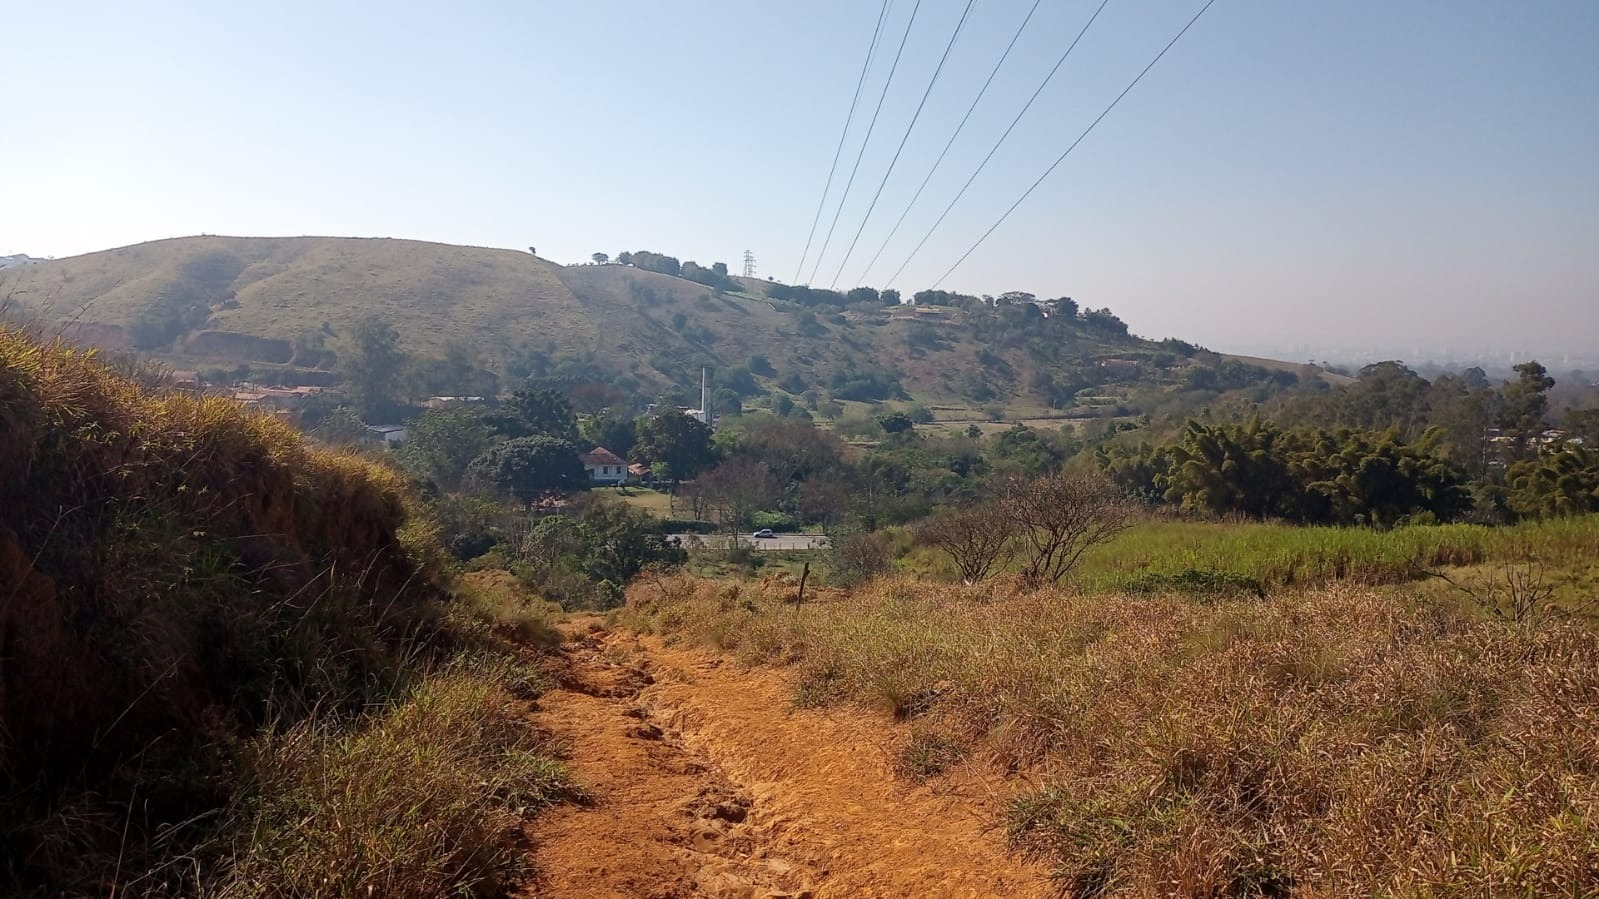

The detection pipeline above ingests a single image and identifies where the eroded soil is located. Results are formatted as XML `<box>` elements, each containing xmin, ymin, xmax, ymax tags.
<box><xmin>518</xmin><ymin>623</ymin><xmax>1052</xmax><ymax>899</ymax></box>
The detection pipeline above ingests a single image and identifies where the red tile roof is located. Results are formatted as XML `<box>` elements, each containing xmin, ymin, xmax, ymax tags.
<box><xmin>579</xmin><ymin>446</ymin><xmax>627</xmax><ymax>467</ymax></box>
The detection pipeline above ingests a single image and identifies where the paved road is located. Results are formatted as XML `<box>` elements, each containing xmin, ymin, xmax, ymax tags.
<box><xmin>670</xmin><ymin>533</ymin><xmax>829</xmax><ymax>552</ymax></box>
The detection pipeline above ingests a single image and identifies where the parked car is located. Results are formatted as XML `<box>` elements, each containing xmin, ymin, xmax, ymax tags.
<box><xmin>752</xmin><ymin>528</ymin><xmax>776</xmax><ymax>538</ymax></box>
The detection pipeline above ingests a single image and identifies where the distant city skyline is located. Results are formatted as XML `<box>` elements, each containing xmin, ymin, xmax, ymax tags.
<box><xmin>5</xmin><ymin>1</ymin><xmax>1595</xmax><ymax>356</ymax></box>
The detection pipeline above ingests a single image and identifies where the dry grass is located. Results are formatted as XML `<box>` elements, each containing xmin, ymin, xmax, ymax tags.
<box><xmin>624</xmin><ymin>575</ymin><xmax>1599</xmax><ymax>896</ymax></box>
<box><xmin>208</xmin><ymin>655</ymin><xmax>579</xmax><ymax>899</ymax></box>
<box><xmin>0</xmin><ymin>324</ymin><xmax>574</xmax><ymax>894</ymax></box>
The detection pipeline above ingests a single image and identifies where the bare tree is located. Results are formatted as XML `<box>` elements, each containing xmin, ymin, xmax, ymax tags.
<box><xmin>697</xmin><ymin>456</ymin><xmax>781</xmax><ymax>532</ymax></box>
<box><xmin>916</xmin><ymin>501</ymin><xmax>1017</xmax><ymax>583</ymax></box>
<box><xmin>1005</xmin><ymin>471</ymin><xmax>1131</xmax><ymax>585</ymax></box>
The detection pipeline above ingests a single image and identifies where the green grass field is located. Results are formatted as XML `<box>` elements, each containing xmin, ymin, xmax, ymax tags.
<box><xmin>593</xmin><ymin>485</ymin><xmax>674</xmax><ymax>518</ymax></box>
<box><xmin>899</xmin><ymin>515</ymin><xmax>1599</xmax><ymax>612</ymax></box>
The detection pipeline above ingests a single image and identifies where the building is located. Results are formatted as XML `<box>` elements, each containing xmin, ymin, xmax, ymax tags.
<box><xmin>579</xmin><ymin>446</ymin><xmax>628</xmax><ymax>484</ymax></box>
<box><xmin>366</xmin><ymin>425</ymin><xmax>408</xmax><ymax>449</ymax></box>
<box><xmin>424</xmin><ymin>395</ymin><xmax>486</xmax><ymax>410</ymax></box>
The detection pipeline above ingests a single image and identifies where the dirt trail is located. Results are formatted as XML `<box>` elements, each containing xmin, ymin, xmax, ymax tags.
<box><xmin>519</xmin><ymin>624</ymin><xmax>1053</xmax><ymax>899</ymax></box>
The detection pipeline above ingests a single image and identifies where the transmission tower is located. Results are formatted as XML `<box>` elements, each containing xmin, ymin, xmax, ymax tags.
<box><xmin>742</xmin><ymin>250</ymin><xmax>756</xmax><ymax>278</ymax></box>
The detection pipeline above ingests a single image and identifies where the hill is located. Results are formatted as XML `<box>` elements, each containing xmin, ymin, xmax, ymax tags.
<box><xmin>1</xmin><ymin>235</ymin><xmax>1316</xmax><ymax>414</ymax></box>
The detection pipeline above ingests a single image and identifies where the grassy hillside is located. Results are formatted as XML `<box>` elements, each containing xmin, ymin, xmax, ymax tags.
<box><xmin>3</xmin><ymin>235</ymin><xmax>1245</xmax><ymax>410</ymax></box>
<box><xmin>0</xmin><ymin>324</ymin><xmax>574</xmax><ymax>895</ymax></box>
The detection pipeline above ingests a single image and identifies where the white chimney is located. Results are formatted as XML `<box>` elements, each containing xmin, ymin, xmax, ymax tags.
<box><xmin>701</xmin><ymin>366</ymin><xmax>709</xmax><ymax>425</ymax></box>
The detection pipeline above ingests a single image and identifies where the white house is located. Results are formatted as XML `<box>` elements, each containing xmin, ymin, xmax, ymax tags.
<box><xmin>579</xmin><ymin>446</ymin><xmax>628</xmax><ymax>484</ymax></box>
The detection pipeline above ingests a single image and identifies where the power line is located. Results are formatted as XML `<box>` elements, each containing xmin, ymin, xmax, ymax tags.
<box><xmin>806</xmin><ymin>0</ymin><xmax>924</xmax><ymax>286</ymax></box>
<box><xmin>930</xmin><ymin>0</ymin><xmax>1218</xmax><ymax>290</ymax></box>
<box><xmin>826</xmin><ymin>0</ymin><xmax>977</xmax><ymax>290</ymax></box>
<box><xmin>854</xmin><ymin>0</ymin><xmax>1044</xmax><ymax>287</ymax></box>
<box><xmin>883</xmin><ymin>0</ymin><xmax>1112</xmax><ymax>291</ymax></box>
<box><xmin>792</xmin><ymin>0</ymin><xmax>894</xmax><ymax>284</ymax></box>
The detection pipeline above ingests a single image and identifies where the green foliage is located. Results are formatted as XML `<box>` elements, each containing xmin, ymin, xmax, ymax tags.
<box><xmin>877</xmin><ymin>410</ymin><xmax>915</xmax><ymax>435</ymax></box>
<box><xmin>466</xmin><ymin>436</ymin><xmax>587</xmax><ymax>503</ymax></box>
<box><xmin>1506</xmin><ymin>447</ymin><xmax>1599</xmax><ymax>517</ymax></box>
<box><xmin>345</xmin><ymin>316</ymin><xmax>409</xmax><ymax>419</ymax></box>
<box><xmin>581</xmin><ymin>411</ymin><xmax>639</xmax><ymax>458</ymax></box>
<box><xmin>515</xmin><ymin>498</ymin><xmax>687</xmax><ymax>609</ymax></box>
<box><xmin>493</xmin><ymin>388</ymin><xmax>581</xmax><ymax>443</ymax></box>
<box><xmin>1499</xmin><ymin>360</ymin><xmax>1557</xmax><ymax>440</ymax></box>
<box><xmin>1101</xmin><ymin>419</ymin><xmax>1472</xmax><ymax>526</ymax></box>
<box><xmin>631</xmin><ymin>410</ymin><xmax>717</xmax><ymax>483</ymax></box>
<box><xmin>400</xmin><ymin>407</ymin><xmax>494</xmax><ymax>490</ymax></box>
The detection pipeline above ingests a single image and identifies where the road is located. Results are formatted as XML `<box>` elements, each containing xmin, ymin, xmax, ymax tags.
<box><xmin>669</xmin><ymin>533</ymin><xmax>829</xmax><ymax>551</ymax></box>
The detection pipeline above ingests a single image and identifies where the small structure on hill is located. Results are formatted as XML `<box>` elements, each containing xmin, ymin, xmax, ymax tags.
<box><xmin>366</xmin><ymin>424</ymin><xmax>408</xmax><ymax>449</ymax></box>
<box><xmin>580</xmin><ymin>446</ymin><xmax>628</xmax><ymax>484</ymax></box>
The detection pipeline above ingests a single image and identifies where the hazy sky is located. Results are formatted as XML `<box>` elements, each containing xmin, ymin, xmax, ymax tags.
<box><xmin>5</xmin><ymin>1</ymin><xmax>1596</xmax><ymax>355</ymax></box>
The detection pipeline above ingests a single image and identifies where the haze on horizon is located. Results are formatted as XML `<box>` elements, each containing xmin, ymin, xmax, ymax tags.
<box><xmin>5</xmin><ymin>0</ymin><xmax>1595</xmax><ymax>357</ymax></box>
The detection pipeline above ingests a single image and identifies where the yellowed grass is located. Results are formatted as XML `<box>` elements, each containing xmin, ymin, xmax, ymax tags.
<box><xmin>625</xmin><ymin>575</ymin><xmax>1599</xmax><ymax>895</ymax></box>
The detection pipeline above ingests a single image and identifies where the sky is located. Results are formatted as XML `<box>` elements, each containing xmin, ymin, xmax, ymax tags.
<box><xmin>5</xmin><ymin>0</ymin><xmax>1597</xmax><ymax>358</ymax></box>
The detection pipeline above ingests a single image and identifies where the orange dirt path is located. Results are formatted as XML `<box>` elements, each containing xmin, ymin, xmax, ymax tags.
<box><xmin>518</xmin><ymin>624</ymin><xmax>1054</xmax><ymax>899</ymax></box>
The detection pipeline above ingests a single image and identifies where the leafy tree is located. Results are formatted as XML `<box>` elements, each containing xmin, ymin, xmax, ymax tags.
<box><xmin>466</xmin><ymin>436</ymin><xmax>587</xmax><ymax>504</ymax></box>
<box><xmin>489</xmin><ymin>388</ymin><xmax>580</xmax><ymax>443</ymax></box>
<box><xmin>624</xmin><ymin>250</ymin><xmax>682</xmax><ymax>277</ymax></box>
<box><xmin>880</xmin><ymin>288</ymin><xmax>902</xmax><ymax>306</ymax></box>
<box><xmin>711</xmin><ymin>261</ymin><xmax>729</xmax><ymax>277</ymax></box>
<box><xmin>877</xmin><ymin>411</ymin><xmax>915</xmax><ymax>435</ymax></box>
<box><xmin>400</xmin><ymin>407</ymin><xmax>494</xmax><ymax>490</ymax></box>
<box><xmin>592</xmin><ymin>252</ymin><xmax>609</xmax><ymax>264</ymax></box>
<box><xmin>1160</xmin><ymin>420</ymin><xmax>1299</xmax><ymax>519</ymax></box>
<box><xmin>1499</xmin><ymin>360</ymin><xmax>1556</xmax><ymax>443</ymax></box>
<box><xmin>616</xmin><ymin>251</ymin><xmax>633</xmax><ymax>265</ymax></box>
<box><xmin>345</xmin><ymin>317</ymin><xmax>408</xmax><ymax>419</ymax></box>
<box><xmin>1563</xmin><ymin>407</ymin><xmax>1599</xmax><ymax>446</ymax></box>
<box><xmin>1506</xmin><ymin>447</ymin><xmax>1599</xmax><ymax>517</ymax></box>
<box><xmin>846</xmin><ymin>286</ymin><xmax>880</xmax><ymax>306</ymax></box>
<box><xmin>631</xmin><ymin>411</ymin><xmax>716</xmax><ymax>484</ymax></box>
<box><xmin>581</xmin><ymin>412</ymin><xmax>638</xmax><ymax>458</ymax></box>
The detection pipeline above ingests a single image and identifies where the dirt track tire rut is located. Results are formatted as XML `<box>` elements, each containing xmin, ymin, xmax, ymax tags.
<box><xmin>519</xmin><ymin>626</ymin><xmax>1051</xmax><ymax>899</ymax></box>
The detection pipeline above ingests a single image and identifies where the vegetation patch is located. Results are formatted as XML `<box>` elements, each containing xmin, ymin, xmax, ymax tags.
<box><xmin>0</xmin><ymin>326</ymin><xmax>573</xmax><ymax>895</ymax></box>
<box><xmin>624</xmin><ymin>574</ymin><xmax>1599</xmax><ymax>895</ymax></box>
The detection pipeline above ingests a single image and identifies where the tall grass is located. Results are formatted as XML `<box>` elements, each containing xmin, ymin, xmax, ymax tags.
<box><xmin>626</xmin><ymin>575</ymin><xmax>1599</xmax><ymax>895</ymax></box>
<box><xmin>898</xmin><ymin>516</ymin><xmax>1599</xmax><ymax>599</ymax></box>
<box><xmin>209</xmin><ymin>655</ymin><xmax>578</xmax><ymax>899</ymax></box>
<box><xmin>0</xmin><ymin>325</ymin><xmax>576</xmax><ymax>894</ymax></box>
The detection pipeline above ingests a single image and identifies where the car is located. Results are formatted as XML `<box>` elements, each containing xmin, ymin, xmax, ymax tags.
<box><xmin>752</xmin><ymin>528</ymin><xmax>776</xmax><ymax>539</ymax></box>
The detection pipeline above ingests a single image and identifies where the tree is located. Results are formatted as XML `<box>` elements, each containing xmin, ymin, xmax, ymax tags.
<box><xmin>631</xmin><ymin>411</ymin><xmax>716</xmax><ymax>485</ymax></box>
<box><xmin>1499</xmin><ymin>360</ymin><xmax>1556</xmax><ymax>444</ymax></box>
<box><xmin>491</xmin><ymin>388</ymin><xmax>580</xmax><ymax>443</ymax></box>
<box><xmin>345</xmin><ymin>317</ymin><xmax>408</xmax><ymax>419</ymax></box>
<box><xmin>528</xmin><ymin>246</ymin><xmax>537</xmax><ymax>255</ymax></box>
<box><xmin>877</xmin><ymin>411</ymin><xmax>915</xmax><ymax>435</ymax></box>
<box><xmin>592</xmin><ymin>252</ymin><xmax>609</xmax><ymax>264</ymax></box>
<box><xmin>917</xmin><ymin>501</ymin><xmax>1016</xmax><ymax>583</ymax></box>
<box><xmin>581</xmin><ymin>412</ymin><xmax>638</xmax><ymax>458</ymax></box>
<box><xmin>1005</xmin><ymin>472</ymin><xmax>1131</xmax><ymax>584</ymax></box>
<box><xmin>617</xmin><ymin>251</ymin><xmax>633</xmax><ymax>265</ymax></box>
<box><xmin>697</xmin><ymin>457</ymin><xmax>782</xmax><ymax>531</ymax></box>
<box><xmin>880</xmin><ymin>288</ymin><xmax>902</xmax><ymax>306</ymax></box>
<box><xmin>399</xmin><ymin>407</ymin><xmax>495</xmax><ymax>490</ymax></box>
<box><xmin>797</xmin><ymin>475</ymin><xmax>851</xmax><ymax>533</ymax></box>
<box><xmin>466</xmin><ymin>436</ymin><xmax>587</xmax><ymax>504</ymax></box>
<box><xmin>711</xmin><ymin>261</ymin><xmax>729</xmax><ymax>277</ymax></box>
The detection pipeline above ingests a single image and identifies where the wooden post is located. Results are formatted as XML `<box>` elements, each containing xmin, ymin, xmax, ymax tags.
<box><xmin>796</xmin><ymin>561</ymin><xmax>810</xmax><ymax>606</ymax></box>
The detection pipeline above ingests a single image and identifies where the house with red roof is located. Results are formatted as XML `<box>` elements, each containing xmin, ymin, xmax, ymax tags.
<box><xmin>579</xmin><ymin>446</ymin><xmax>629</xmax><ymax>485</ymax></box>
